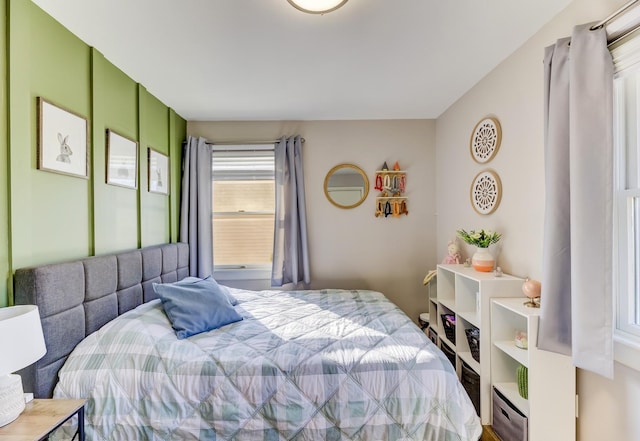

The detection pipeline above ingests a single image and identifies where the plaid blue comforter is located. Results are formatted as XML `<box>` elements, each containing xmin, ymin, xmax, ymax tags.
<box><xmin>54</xmin><ymin>289</ymin><xmax>481</xmax><ymax>440</ymax></box>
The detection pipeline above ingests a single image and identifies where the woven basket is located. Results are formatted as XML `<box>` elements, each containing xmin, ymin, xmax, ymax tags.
<box><xmin>441</xmin><ymin>314</ymin><xmax>456</xmax><ymax>344</ymax></box>
<box><xmin>465</xmin><ymin>327</ymin><xmax>480</xmax><ymax>363</ymax></box>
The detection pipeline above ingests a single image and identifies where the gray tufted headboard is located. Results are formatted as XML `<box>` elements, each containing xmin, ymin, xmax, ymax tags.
<box><xmin>13</xmin><ymin>242</ymin><xmax>189</xmax><ymax>398</ymax></box>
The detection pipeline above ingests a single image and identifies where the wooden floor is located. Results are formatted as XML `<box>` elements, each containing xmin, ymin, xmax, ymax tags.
<box><xmin>481</xmin><ymin>425</ymin><xmax>501</xmax><ymax>441</ymax></box>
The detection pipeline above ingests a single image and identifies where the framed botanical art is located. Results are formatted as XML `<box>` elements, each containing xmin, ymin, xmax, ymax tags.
<box><xmin>37</xmin><ymin>97</ymin><xmax>89</xmax><ymax>178</ymax></box>
<box><xmin>106</xmin><ymin>129</ymin><xmax>138</xmax><ymax>189</ymax></box>
<box><xmin>148</xmin><ymin>148</ymin><xmax>169</xmax><ymax>195</ymax></box>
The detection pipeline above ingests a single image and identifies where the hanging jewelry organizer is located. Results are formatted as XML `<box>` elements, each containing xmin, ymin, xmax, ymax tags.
<box><xmin>374</xmin><ymin>161</ymin><xmax>408</xmax><ymax>217</ymax></box>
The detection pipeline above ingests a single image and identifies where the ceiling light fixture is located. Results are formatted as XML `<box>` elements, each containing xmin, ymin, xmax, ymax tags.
<box><xmin>287</xmin><ymin>0</ymin><xmax>349</xmax><ymax>14</ymax></box>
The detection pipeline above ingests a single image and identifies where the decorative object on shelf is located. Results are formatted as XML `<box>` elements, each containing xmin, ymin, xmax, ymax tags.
<box><xmin>106</xmin><ymin>129</ymin><xmax>138</xmax><ymax>189</ymax></box>
<box><xmin>515</xmin><ymin>330</ymin><xmax>528</xmax><ymax>349</ymax></box>
<box><xmin>0</xmin><ymin>305</ymin><xmax>47</xmax><ymax>427</ymax></box>
<box><xmin>37</xmin><ymin>97</ymin><xmax>89</xmax><ymax>179</ymax></box>
<box><xmin>516</xmin><ymin>364</ymin><xmax>529</xmax><ymax>399</ymax></box>
<box><xmin>463</xmin><ymin>258</ymin><xmax>471</xmax><ymax>267</ymax></box>
<box><xmin>494</xmin><ymin>266</ymin><xmax>503</xmax><ymax>277</ymax></box>
<box><xmin>287</xmin><ymin>0</ymin><xmax>349</xmax><ymax>14</ymax></box>
<box><xmin>374</xmin><ymin>161</ymin><xmax>408</xmax><ymax>218</ymax></box>
<box><xmin>324</xmin><ymin>163</ymin><xmax>369</xmax><ymax>209</ymax></box>
<box><xmin>522</xmin><ymin>277</ymin><xmax>542</xmax><ymax>308</ymax></box>
<box><xmin>470</xmin><ymin>170</ymin><xmax>502</xmax><ymax>215</ymax></box>
<box><xmin>456</xmin><ymin>229</ymin><xmax>501</xmax><ymax>272</ymax></box>
<box><xmin>442</xmin><ymin>240</ymin><xmax>461</xmax><ymax>264</ymax></box>
<box><xmin>148</xmin><ymin>148</ymin><xmax>170</xmax><ymax>195</ymax></box>
<box><xmin>471</xmin><ymin>247</ymin><xmax>495</xmax><ymax>272</ymax></box>
<box><xmin>465</xmin><ymin>327</ymin><xmax>480</xmax><ymax>363</ymax></box>
<box><xmin>470</xmin><ymin>116</ymin><xmax>502</xmax><ymax>164</ymax></box>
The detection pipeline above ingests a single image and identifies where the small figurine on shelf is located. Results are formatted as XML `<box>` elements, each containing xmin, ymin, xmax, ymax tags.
<box><xmin>375</xmin><ymin>200</ymin><xmax>384</xmax><ymax>217</ymax></box>
<box><xmin>374</xmin><ymin>174</ymin><xmax>383</xmax><ymax>191</ymax></box>
<box><xmin>399</xmin><ymin>200</ymin><xmax>408</xmax><ymax>215</ymax></box>
<box><xmin>392</xmin><ymin>200</ymin><xmax>401</xmax><ymax>217</ymax></box>
<box><xmin>384</xmin><ymin>200</ymin><xmax>392</xmax><ymax>217</ymax></box>
<box><xmin>522</xmin><ymin>277</ymin><xmax>542</xmax><ymax>308</ymax></box>
<box><xmin>442</xmin><ymin>240</ymin><xmax>461</xmax><ymax>264</ymax></box>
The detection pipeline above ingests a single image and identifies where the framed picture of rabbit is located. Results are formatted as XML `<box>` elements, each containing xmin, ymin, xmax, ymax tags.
<box><xmin>37</xmin><ymin>97</ymin><xmax>89</xmax><ymax>179</ymax></box>
<box><xmin>147</xmin><ymin>147</ymin><xmax>169</xmax><ymax>195</ymax></box>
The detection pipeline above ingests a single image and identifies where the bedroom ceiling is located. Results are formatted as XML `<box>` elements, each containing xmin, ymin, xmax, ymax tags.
<box><xmin>30</xmin><ymin>0</ymin><xmax>571</xmax><ymax>121</ymax></box>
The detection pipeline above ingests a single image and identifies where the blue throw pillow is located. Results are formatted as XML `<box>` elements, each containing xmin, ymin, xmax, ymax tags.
<box><xmin>179</xmin><ymin>276</ymin><xmax>238</xmax><ymax>306</ymax></box>
<box><xmin>152</xmin><ymin>278</ymin><xmax>242</xmax><ymax>339</ymax></box>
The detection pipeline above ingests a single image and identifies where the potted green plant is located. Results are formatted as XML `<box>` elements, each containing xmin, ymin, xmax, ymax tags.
<box><xmin>456</xmin><ymin>229</ymin><xmax>501</xmax><ymax>272</ymax></box>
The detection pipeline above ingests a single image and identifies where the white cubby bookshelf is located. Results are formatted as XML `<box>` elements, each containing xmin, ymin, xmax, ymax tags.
<box><xmin>490</xmin><ymin>298</ymin><xmax>575</xmax><ymax>441</ymax></box>
<box><xmin>429</xmin><ymin>264</ymin><xmax>523</xmax><ymax>425</ymax></box>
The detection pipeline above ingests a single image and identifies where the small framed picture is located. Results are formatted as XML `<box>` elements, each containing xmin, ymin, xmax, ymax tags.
<box><xmin>148</xmin><ymin>148</ymin><xmax>169</xmax><ymax>195</ymax></box>
<box><xmin>37</xmin><ymin>97</ymin><xmax>89</xmax><ymax>179</ymax></box>
<box><xmin>106</xmin><ymin>129</ymin><xmax>138</xmax><ymax>189</ymax></box>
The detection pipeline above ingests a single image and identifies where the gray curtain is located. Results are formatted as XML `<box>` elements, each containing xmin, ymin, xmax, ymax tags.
<box><xmin>538</xmin><ymin>24</ymin><xmax>614</xmax><ymax>378</ymax></box>
<box><xmin>271</xmin><ymin>135</ymin><xmax>310</xmax><ymax>286</ymax></box>
<box><xmin>179</xmin><ymin>136</ymin><xmax>213</xmax><ymax>278</ymax></box>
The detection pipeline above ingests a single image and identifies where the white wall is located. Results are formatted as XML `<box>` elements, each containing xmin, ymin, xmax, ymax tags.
<box><xmin>188</xmin><ymin>119</ymin><xmax>437</xmax><ymax>324</ymax></box>
<box><xmin>435</xmin><ymin>0</ymin><xmax>640</xmax><ymax>439</ymax></box>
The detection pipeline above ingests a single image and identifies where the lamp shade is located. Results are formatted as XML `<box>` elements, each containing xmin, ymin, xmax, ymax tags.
<box><xmin>0</xmin><ymin>305</ymin><xmax>46</xmax><ymax>376</ymax></box>
<box><xmin>287</xmin><ymin>0</ymin><xmax>349</xmax><ymax>14</ymax></box>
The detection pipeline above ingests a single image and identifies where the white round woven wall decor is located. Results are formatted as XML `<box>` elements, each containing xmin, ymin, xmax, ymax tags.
<box><xmin>470</xmin><ymin>170</ymin><xmax>502</xmax><ymax>215</ymax></box>
<box><xmin>470</xmin><ymin>117</ymin><xmax>502</xmax><ymax>163</ymax></box>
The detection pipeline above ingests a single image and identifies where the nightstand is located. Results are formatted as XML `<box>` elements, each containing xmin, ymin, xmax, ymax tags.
<box><xmin>0</xmin><ymin>399</ymin><xmax>85</xmax><ymax>441</ymax></box>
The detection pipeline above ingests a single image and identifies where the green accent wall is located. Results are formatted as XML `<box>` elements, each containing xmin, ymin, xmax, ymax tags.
<box><xmin>169</xmin><ymin>110</ymin><xmax>185</xmax><ymax>243</ymax></box>
<box><xmin>0</xmin><ymin>0</ymin><xmax>185</xmax><ymax>306</ymax></box>
<box><xmin>92</xmin><ymin>49</ymin><xmax>139</xmax><ymax>254</ymax></box>
<box><xmin>139</xmin><ymin>86</ymin><xmax>171</xmax><ymax>247</ymax></box>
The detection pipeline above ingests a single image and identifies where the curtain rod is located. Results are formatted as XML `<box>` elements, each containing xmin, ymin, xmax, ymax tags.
<box><xmin>206</xmin><ymin>138</ymin><xmax>305</xmax><ymax>146</ymax></box>
<box><xmin>591</xmin><ymin>0</ymin><xmax>639</xmax><ymax>30</ymax></box>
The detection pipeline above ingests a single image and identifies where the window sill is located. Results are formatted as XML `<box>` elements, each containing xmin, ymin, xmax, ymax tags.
<box><xmin>213</xmin><ymin>267</ymin><xmax>271</xmax><ymax>281</ymax></box>
<box><xmin>614</xmin><ymin>331</ymin><xmax>640</xmax><ymax>372</ymax></box>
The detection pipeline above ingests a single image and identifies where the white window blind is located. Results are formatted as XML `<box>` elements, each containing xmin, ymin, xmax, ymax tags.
<box><xmin>212</xmin><ymin>147</ymin><xmax>275</xmax><ymax>271</ymax></box>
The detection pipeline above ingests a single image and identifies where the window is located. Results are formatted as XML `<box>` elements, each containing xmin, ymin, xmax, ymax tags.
<box><xmin>212</xmin><ymin>145</ymin><xmax>275</xmax><ymax>280</ymax></box>
<box><xmin>612</xmin><ymin>34</ymin><xmax>640</xmax><ymax>369</ymax></box>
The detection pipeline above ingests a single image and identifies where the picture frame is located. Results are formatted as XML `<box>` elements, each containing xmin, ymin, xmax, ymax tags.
<box><xmin>37</xmin><ymin>97</ymin><xmax>89</xmax><ymax>179</ymax></box>
<box><xmin>148</xmin><ymin>148</ymin><xmax>169</xmax><ymax>195</ymax></box>
<box><xmin>106</xmin><ymin>129</ymin><xmax>138</xmax><ymax>189</ymax></box>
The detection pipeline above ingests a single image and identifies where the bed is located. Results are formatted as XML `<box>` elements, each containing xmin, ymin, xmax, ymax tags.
<box><xmin>14</xmin><ymin>243</ymin><xmax>482</xmax><ymax>441</ymax></box>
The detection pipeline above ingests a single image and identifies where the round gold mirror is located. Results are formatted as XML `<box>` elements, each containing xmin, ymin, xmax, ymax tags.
<box><xmin>324</xmin><ymin>163</ymin><xmax>369</xmax><ymax>209</ymax></box>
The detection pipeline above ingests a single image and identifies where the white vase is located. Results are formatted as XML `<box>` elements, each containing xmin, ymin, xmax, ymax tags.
<box><xmin>472</xmin><ymin>247</ymin><xmax>495</xmax><ymax>272</ymax></box>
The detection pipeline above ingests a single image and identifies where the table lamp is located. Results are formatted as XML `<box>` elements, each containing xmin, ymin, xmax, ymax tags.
<box><xmin>0</xmin><ymin>305</ymin><xmax>46</xmax><ymax>427</ymax></box>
